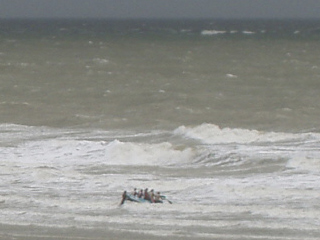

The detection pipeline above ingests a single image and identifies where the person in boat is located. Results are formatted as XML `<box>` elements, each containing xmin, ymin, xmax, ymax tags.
<box><xmin>149</xmin><ymin>189</ymin><xmax>155</xmax><ymax>203</ymax></box>
<box><xmin>137</xmin><ymin>189</ymin><xmax>143</xmax><ymax>198</ymax></box>
<box><xmin>120</xmin><ymin>190</ymin><xmax>127</xmax><ymax>205</ymax></box>
<box><xmin>131</xmin><ymin>188</ymin><xmax>138</xmax><ymax>196</ymax></box>
<box><xmin>154</xmin><ymin>191</ymin><xmax>163</xmax><ymax>203</ymax></box>
<box><xmin>144</xmin><ymin>188</ymin><xmax>151</xmax><ymax>201</ymax></box>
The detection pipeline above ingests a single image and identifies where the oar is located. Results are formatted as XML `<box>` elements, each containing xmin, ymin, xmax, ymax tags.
<box><xmin>161</xmin><ymin>195</ymin><xmax>172</xmax><ymax>204</ymax></box>
<box><xmin>119</xmin><ymin>197</ymin><xmax>126</xmax><ymax>206</ymax></box>
<box><xmin>119</xmin><ymin>191</ymin><xmax>127</xmax><ymax>206</ymax></box>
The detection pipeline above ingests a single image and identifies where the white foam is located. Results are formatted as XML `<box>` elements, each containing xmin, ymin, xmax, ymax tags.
<box><xmin>242</xmin><ymin>30</ymin><xmax>255</xmax><ymax>34</ymax></box>
<box><xmin>286</xmin><ymin>156</ymin><xmax>320</xmax><ymax>173</ymax></box>
<box><xmin>1</xmin><ymin>124</ymin><xmax>320</xmax><ymax>234</ymax></box>
<box><xmin>226</xmin><ymin>73</ymin><xmax>238</xmax><ymax>78</ymax></box>
<box><xmin>201</xmin><ymin>30</ymin><xmax>226</xmax><ymax>35</ymax></box>
<box><xmin>1</xmin><ymin>133</ymin><xmax>194</xmax><ymax>168</ymax></box>
<box><xmin>92</xmin><ymin>58</ymin><xmax>109</xmax><ymax>64</ymax></box>
<box><xmin>104</xmin><ymin>140</ymin><xmax>194</xmax><ymax>166</ymax></box>
<box><xmin>174</xmin><ymin>123</ymin><xmax>309</xmax><ymax>144</ymax></box>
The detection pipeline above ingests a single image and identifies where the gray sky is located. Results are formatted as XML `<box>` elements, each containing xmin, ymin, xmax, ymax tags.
<box><xmin>0</xmin><ymin>0</ymin><xmax>319</xmax><ymax>19</ymax></box>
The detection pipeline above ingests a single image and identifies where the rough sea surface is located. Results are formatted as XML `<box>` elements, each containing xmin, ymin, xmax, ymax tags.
<box><xmin>1</xmin><ymin>19</ymin><xmax>320</xmax><ymax>239</ymax></box>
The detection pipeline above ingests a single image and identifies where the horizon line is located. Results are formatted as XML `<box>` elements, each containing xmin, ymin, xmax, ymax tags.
<box><xmin>1</xmin><ymin>17</ymin><xmax>320</xmax><ymax>21</ymax></box>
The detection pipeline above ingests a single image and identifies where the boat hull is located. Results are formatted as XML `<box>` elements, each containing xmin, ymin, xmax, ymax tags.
<box><xmin>126</xmin><ymin>194</ymin><xmax>151</xmax><ymax>203</ymax></box>
<box><xmin>126</xmin><ymin>194</ymin><xmax>163</xmax><ymax>203</ymax></box>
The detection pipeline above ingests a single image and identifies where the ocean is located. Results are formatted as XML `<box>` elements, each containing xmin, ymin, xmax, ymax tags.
<box><xmin>1</xmin><ymin>19</ymin><xmax>320</xmax><ymax>239</ymax></box>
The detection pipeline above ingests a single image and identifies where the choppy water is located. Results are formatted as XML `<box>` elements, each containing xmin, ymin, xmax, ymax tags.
<box><xmin>1</xmin><ymin>19</ymin><xmax>320</xmax><ymax>239</ymax></box>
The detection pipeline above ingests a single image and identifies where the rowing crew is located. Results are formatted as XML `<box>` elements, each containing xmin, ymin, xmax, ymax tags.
<box><xmin>132</xmin><ymin>188</ymin><xmax>163</xmax><ymax>203</ymax></box>
<box><xmin>120</xmin><ymin>188</ymin><xmax>172</xmax><ymax>205</ymax></box>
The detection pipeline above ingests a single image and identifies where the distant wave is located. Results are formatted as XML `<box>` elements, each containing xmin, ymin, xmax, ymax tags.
<box><xmin>201</xmin><ymin>30</ymin><xmax>227</xmax><ymax>35</ymax></box>
<box><xmin>173</xmin><ymin>123</ymin><xmax>313</xmax><ymax>144</ymax></box>
<box><xmin>2</xmin><ymin>123</ymin><xmax>320</xmax><ymax>174</ymax></box>
<box><xmin>0</xmin><ymin>19</ymin><xmax>318</xmax><ymax>39</ymax></box>
<box><xmin>201</xmin><ymin>29</ymin><xmax>257</xmax><ymax>36</ymax></box>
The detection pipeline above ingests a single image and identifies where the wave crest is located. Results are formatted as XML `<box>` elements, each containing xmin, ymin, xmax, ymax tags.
<box><xmin>174</xmin><ymin>123</ymin><xmax>304</xmax><ymax>144</ymax></box>
<box><xmin>105</xmin><ymin>139</ymin><xmax>194</xmax><ymax>166</ymax></box>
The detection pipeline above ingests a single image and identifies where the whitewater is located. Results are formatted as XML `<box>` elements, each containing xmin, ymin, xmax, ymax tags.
<box><xmin>1</xmin><ymin>19</ymin><xmax>320</xmax><ymax>239</ymax></box>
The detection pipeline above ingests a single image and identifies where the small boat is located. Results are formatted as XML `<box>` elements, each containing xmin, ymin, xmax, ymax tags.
<box><xmin>120</xmin><ymin>191</ymin><xmax>172</xmax><ymax>205</ymax></box>
<box><xmin>126</xmin><ymin>194</ymin><xmax>161</xmax><ymax>203</ymax></box>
